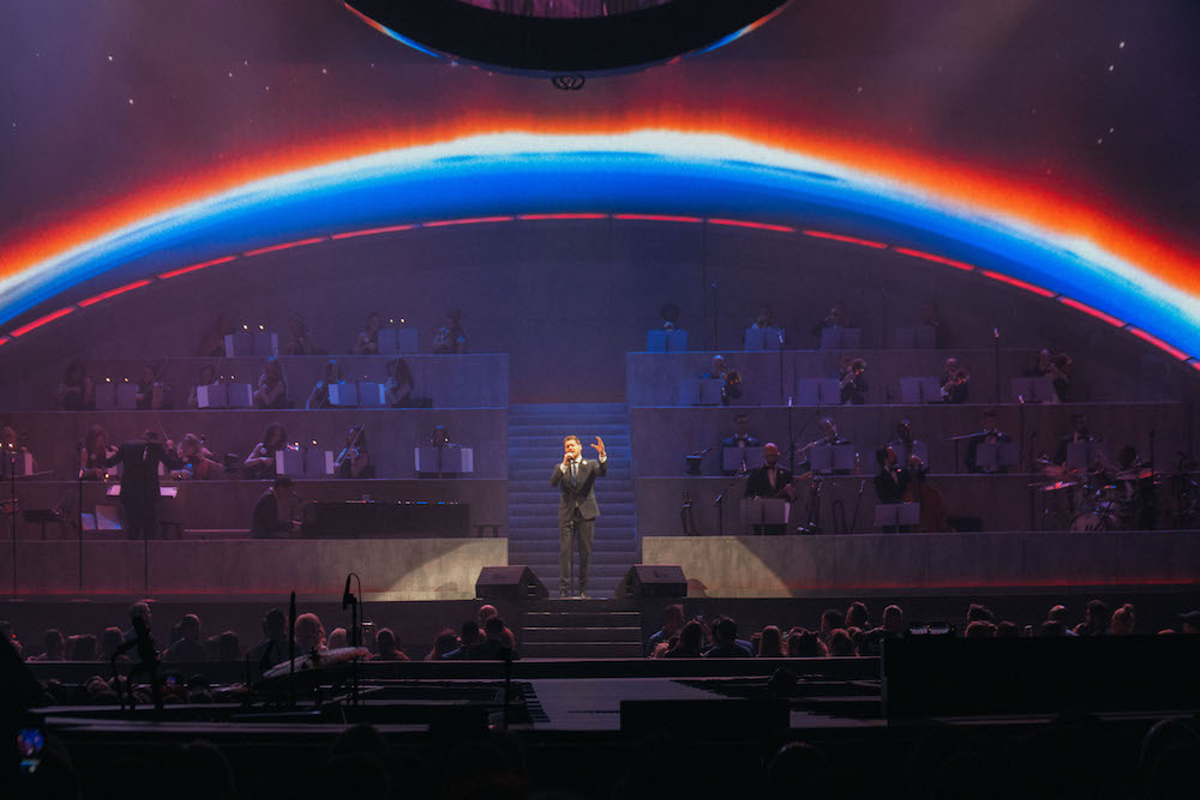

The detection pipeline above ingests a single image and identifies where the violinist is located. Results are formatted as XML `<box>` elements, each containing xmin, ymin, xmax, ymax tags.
<box><xmin>244</xmin><ymin>422</ymin><xmax>287</xmax><ymax>480</ymax></box>
<box><xmin>284</xmin><ymin>313</ymin><xmax>316</xmax><ymax>356</ymax></box>
<box><xmin>838</xmin><ymin>356</ymin><xmax>868</xmax><ymax>405</ymax></box>
<box><xmin>186</xmin><ymin>364</ymin><xmax>217</xmax><ymax>409</ymax></box>
<box><xmin>253</xmin><ymin>358</ymin><xmax>288</xmax><ymax>410</ymax></box>
<box><xmin>0</xmin><ymin>426</ymin><xmax>37</xmax><ymax>478</ymax></box>
<box><xmin>80</xmin><ymin>424</ymin><xmax>118</xmax><ymax>481</ymax></box>
<box><xmin>135</xmin><ymin>364</ymin><xmax>169</xmax><ymax>410</ymax></box>
<box><xmin>334</xmin><ymin>425</ymin><xmax>373</xmax><ymax>479</ymax></box>
<box><xmin>351</xmin><ymin>312</ymin><xmax>382</xmax><ymax>356</ymax></box>
<box><xmin>384</xmin><ymin>356</ymin><xmax>415</xmax><ymax>407</ymax></box>
<box><xmin>306</xmin><ymin>359</ymin><xmax>343</xmax><ymax>410</ymax></box>
<box><xmin>59</xmin><ymin>359</ymin><xmax>96</xmax><ymax>410</ymax></box>
<box><xmin>431</xmin><ymin>310</ymin><xmax>468</xmax><ymax>355</ymax></box>
<box><xmin>172</xmin><ymin>434</ymin><xmax>221</xmax><ymax>481</ymax></box>
<box><xmin>940</xmin><ymin>357</ymin><xmax>970</xmax><ymax>404</ymax></box>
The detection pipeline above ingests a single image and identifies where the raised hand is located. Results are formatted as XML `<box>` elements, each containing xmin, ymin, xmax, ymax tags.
<box><xmin>591</xmin><ymin>436</ymin><xmax>606</xmax><ymax>457</ymax></box>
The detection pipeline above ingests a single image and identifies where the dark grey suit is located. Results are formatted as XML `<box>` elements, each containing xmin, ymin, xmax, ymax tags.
<box><xmin>551</xmin><ymin>456</ymin><xmax>607</xmax><ymax>594</ymax></box>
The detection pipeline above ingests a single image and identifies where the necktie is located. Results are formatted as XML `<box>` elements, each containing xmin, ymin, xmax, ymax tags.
<box><xmin>571</xmin><ymin>460</ymin><xmax>578</xmax><ymax>483</ymax></box>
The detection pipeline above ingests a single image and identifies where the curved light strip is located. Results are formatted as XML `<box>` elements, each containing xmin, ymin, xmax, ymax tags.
<box><xmin>0</xmin><ymin>131</ymin><xmax>1197</xmax><ymax>360</ymax></box>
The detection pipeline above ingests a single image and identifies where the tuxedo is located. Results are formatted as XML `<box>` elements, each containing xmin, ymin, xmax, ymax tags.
<box><xmin>744</xmin><ymin>463</ymin><xmax>793</xmax><ymax>500</ymax></box>
<box><xmin>551</xmin><ymin>455</ymin><xmax>607</xmax><ymax>594</ymax></box>
<box><xmin>104</xmin><ymin>439</ymin><xmax>183</xmax><ymax>539</ymax></box>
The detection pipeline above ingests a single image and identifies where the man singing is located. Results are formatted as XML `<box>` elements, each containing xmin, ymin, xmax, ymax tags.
<box><xmin>551</xmin><ymin>434</ymin><xmax>607</xmax><ymax>598</ymax></box>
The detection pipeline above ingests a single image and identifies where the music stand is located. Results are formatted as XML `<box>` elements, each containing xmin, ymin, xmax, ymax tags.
<box><xmin>1066</xmin><ymin>441</ymin><xmax>1101</xmax><ymax>470</ymax></box>
<box><xmin>796</xmin><ymin>379</ymin><xmax>840</xmax><ymax>406</ymax></box>
<box><xmin>809</xmin><ymin>444</ymin><xmax>856</xmax><ymax>474</ymax></box>
<box><xmin>740</xmin><ymin>497</ymin><xmax>791</xmax><ymax>535</ymax></box>
<box><xmin>899</xmin><ymin>377</ymin><xmax>942</xmax><ymax>404</ymax></box>
<box><xmin>1010</xmin><ymin>376</ymin><xmax>1057</xmax><ymax>403</ymax></box>
<box><xmin>647</xmin><ymin>330</ymin><xmax>688</xmax><ymax>352</ymax></box>
<box><xmin>722</xmin><ymin>447</ymin><xmax>764</xmax><ymax>473</ymax></box>
<box><xmin>874</xmin><ymin>502</ymin><xmax>920</xmax><ymax>530</ymax></box>
<box><xmin>678</xmin><ymin>378</ymin><xmax>725</xmax><ymax>406</ymax></box>
<box><xmin>975</xmin><ymin>442</ymin><xmax>1019</xmax><ymax>472</ymax></box>
<box><xmin>743</xmin><ymin>327</ymin><xmax>784</xmax><ymax>351</ymax></box>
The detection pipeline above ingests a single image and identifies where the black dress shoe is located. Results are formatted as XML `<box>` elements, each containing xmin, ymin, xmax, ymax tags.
<box><xmin>559</xmin><ymin>589</ymin><xmax>569</xmax><ymax>598</ymax></box>
<box><xmin>578</xmin><ymin>590</ymin><xmax>588</xmax><ymax>599</ymax></box>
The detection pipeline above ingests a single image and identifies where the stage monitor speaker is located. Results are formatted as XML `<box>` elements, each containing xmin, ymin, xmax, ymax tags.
<box><xmin>616</xmin><ymin>564</ymin><xmax>686</xmax><ymax>598</ymax></box>
<box><xmin>475</xmin><ymin>565</ymin><xmax>548</xmax><ymax>600</ymax></box>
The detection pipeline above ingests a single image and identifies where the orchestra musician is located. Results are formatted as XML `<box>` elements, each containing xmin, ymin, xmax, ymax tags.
<box><xmin>750</xmin><ymin>304</ymin><xmax>776</xmax><ymax>330</ymax></box>
<box><xmin>334</xmin><ymin>425</ymin><xmax>373</xmax><ymax>479</ymax></box>
<box><xmin>135</xmin><ymin>364</ymin><xmax>169</xmax><ymax>410</ymax></box>
<box><xmin>351</xmin><ymin>311</ymin><xmax>382</xmax><ymax>356</ymax></box>
<box><xmin>172</xmin><ymin>434</ymin><xmax>221</xmax><ymax>481</ymax></box>
<box><xmin>80</xmin><ymin>424</ymin><xmax>117</xmax><ymax>481</ymax></box>
<box><xmin>940</xmin><ymin>357</ymin><xmax>970</xmax><ymax>404</ymax></box>
<box><xmin>700</xmin><ymin>355</ymin><xmax>742</xmax><ymax>406</ymax></box>
<box><xmin>551</xmin><ymin>434</ymin><xmax>607</xmax><ymax>599</ymax></box>
<box><xmin>964</xmin><ymin>409</ymin><xmax>1012</xmax><ymax>474</ymax></box>
<box><xmin>243</xmin><ymin>422</ymin><xmax>288</xmax><ymax>480</ymax></box>
<box><xmin>1054</xmin><ymin>412</ymin><xmax>1105</xmax><ymax>470</ymax></box>
<box><xmin>1031</xmin><ymin>348</ymin><xmax>1072</xmax><ymax>402</ymax></box>
<box><xmin>102</xmin><ymin>429</ymin><xmax>183</xmax><ymax>540</ymax></box>
<box><xmin>431</xmin><ymin>310</ymin><xmax>468</xmax><ymax>354</ymax></box>
<box><xmin>306</xmin><ymin>359</ymin><xmax>343</xmax><ymax>410</ymax></box>
<box><xmin>199</xmin><ymin>314</ymin><xmax>233</xmax><ymax>358</ymax></box>
<box><xmin>251</xmin><ymin>475</ymin><xmax>297</xmax><ymax>539</ymax></box>
<box><xmin>873</xmin><ymin>446</ymin><xmax>921</xmax><ymax>532</ymax></box>
<box><xmin>284</xmin><ymin>313</ymin><xmax>316</xmax><ymax>356</ymax></box>
<box><xmin>812</xmin><ymin>301</ymin><xmax>847</xmax><ymax>342</ymax></box>
<box><xmin>0</xmin><ymin>426</ymin><xmax>37</xmax><ymax>479</ymax></box>
<box><xmin>59</xmin><ymin>359</ymin><xmax>96</xmax><ymax>411</ymax></box>
<box><xmin>1110</xmin><ymin>444</ymin><xmax>1157</xmax><ymax>530</ymax></box>
<box><xmin>253</xmin><ymin>358</ymin><xmax>288</xmax><ymax>410</ymax></box>
<box><xmin>798</xmin><ymin>418</ymin><xmax>852</xmax><ymax>474</ymax></box>
<box><xmin>384</xmin><ymin>356</ymin><xmax>415</xmax><ymax>407</ymax></box>
<box><xmin>722</xmin><ymin>413</ymin><xmax>761</xmax><ymax>475</ymax></box>
<box><xmin>744</xmin><ymin>443</ymin><xmax>794</xmax><ymax>534</ymax></box>
<box><xmin>838</xmin><ymin>356</ymin><xmax>868</xmax><ymax>405</ymax></box>
<box><xmin>659</xmin><ymin>303</ymin><xmax>681</xmax><ymax>331</ymax></box>
<box><xmin>186</xmin><ymin>364</ymin><xmax>217</xmax><ymax>409</ymax></box>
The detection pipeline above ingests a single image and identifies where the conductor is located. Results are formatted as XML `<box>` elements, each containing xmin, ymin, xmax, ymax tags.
<box><xmin>551</xmin><ymin>435</ymin><xmax>607</xmax><ymax>598</ymax></box>
<box><xmin>104</xmin><ymin>429</ymin><xmax>183</xmax><ymax>540</ymax></box>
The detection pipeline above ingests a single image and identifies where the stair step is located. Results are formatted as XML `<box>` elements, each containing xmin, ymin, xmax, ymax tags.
<box><xmin>521</xmin><ymin>626</ymin><xmax>642</xmax><ymax>643</ymax></box>
<box><xmin>519</xmin><ymin>642</ymin><xmax>644</xmax><ymax>658</ymax></box>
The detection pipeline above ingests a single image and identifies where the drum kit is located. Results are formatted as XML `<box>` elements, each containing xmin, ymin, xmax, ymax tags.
<box><xmin>1032</xmin><ymin>460</ymin><xmax>1159</xmax><ymax>531</ymax></box>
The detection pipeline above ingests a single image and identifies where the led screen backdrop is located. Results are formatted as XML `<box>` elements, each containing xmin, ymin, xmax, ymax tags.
<box><xmin>0</xmin><ymin>1</ymin><xmax>1197</xmax><ymax>356</ymax></box>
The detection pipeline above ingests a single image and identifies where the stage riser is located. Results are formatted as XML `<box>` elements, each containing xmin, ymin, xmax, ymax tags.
<box><xmin>630</xmin><ymin>403</ymin><xmax>1188</xmax><ymax>478</ymax></box>
<box><xmin>0</xmin><ymin>538</ymin><xmax>507</xmax><ymax>601</ymax></box>
<box><xmin>642</xmin><ymin>532</ymin><xmax>1200</xmax><ymax>597</ymax></box>
<box><xmin>5</xmin><ymin>479</ymin><xmax>507</xmax><ymax>538</ymax></box>
<box><xmin>0</xmin><ymin>354</ymin><xmax>509</xmax><ymax>411</ymax></box>
<box><xmin>2</xmin><ymin>408</ymin><xmax>507</xmax><ymax>480</ymax></box>
<box><xmin>637</xmin><ymin>474</ymin><xmax>1153</xmax><ymax>534</ymax></box>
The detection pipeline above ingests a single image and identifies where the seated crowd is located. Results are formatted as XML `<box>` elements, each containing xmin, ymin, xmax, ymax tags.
<box><xmin>644</xmin><ymin>599</ymin><xmax>1199</xmax><ymax>658</ymax></box>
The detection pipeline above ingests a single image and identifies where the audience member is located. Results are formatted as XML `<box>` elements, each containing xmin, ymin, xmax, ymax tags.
<box><xmin>846</xmin><ymin>601</ymin><xmax>870</xmax><ymax>630</ymax></box>
<box><xmin>31</xmin><ymin>629</ymin><xmax>65</xmax><ymax>661</ymax></box>
<box><xmin>645</xmin><ymin>604</ymin><xmax>685</xmax><ymax>656</ymax></box>
<box><xmin>965</xmin><ymin>620</ymin><xmax>997</xmax><ymax>638</ymax></box>
<box><xmin>67</xmin><ymin>634</ymin><xmax>97</xmax><ymax>661</ymax></box>
<box><xmin>427</xmin><ymin>627</ymin><xmax>459</xmax><ymax>661</ymax></box>
<box><xmin>967</xmin><ymin>603</ymin><xmax>995</xmax><ymax>624</ymax></box>
<box><xmin>704</xmin><ymin>617</ymin><xmax>753</xmax><ymax>658</ymax></box>
<box><xmin>478</xmin><ymin>604</ymin><xmax>499</xmax><ymax>630</ymax></box>
<box><xmin>294</xmin><ymin>612</ymin><xmax>326</xmax><ymax>654</ymax></box>
<box><xmin>827</xmin><ymin>628</ymin><xmax>857</xmax><ymax>657</ymax></box>
<box><xmin>123</xmin><ymin>600</ymin><xmax>153</xmax><ymax>643</ymax></box>
<box><xmin>663</xmin><ymin>620</ymin><xmax>704</xmax><ymax>658</ymax></box>
<box><xmin>1075</xmin><ymin>599</ymin><xmax>1111</xmax><ymax>636</ymax></box>
<box><xmin>819</xmin><ymin>608</ymin><xmax>845</xmax><ymax>642</ymax></box>
<box><xmin>442</xmin><ymin>621</ymin><xmax>483</xmax><ymax>660</ymax></box>
<box><xmin>163</xmin><ymin>614</ymin><xmax>208</xmax><ymax>662</ymax></box>
<box><xmin>995</xmin><ymin>621</ymin><xmax>1021</xmax><ymax>638</ymax></box>
<box><xmin>253</xmin><ymin>357</ymin><xmax>288</xmax><ymax>409</ymax></box>
<box><xmin>100</xmin><ymin>627</ymin><xmax>125</xmax><ymax>662</ymax></box>
<box><xmin>758</xmin><ymin>625</ymin><xmax>784</xmax><ymax>657</ymax></box>
<box><xmin>1179</xmin><ymin>610</ymin><xmax>1200</xmax><ymax>634</ymax></box>
<box><xmin>375</xmin><ymin>628</ymin><xmax>410</xmax><ymax>661</ymax></box>
<box><xmin>1111</xmin><ymin>603</ymin><xmax>1136</xmax><ymax>635</ymax></box>
<box><xmin>468</xmin><ymin>617</ymin><xmax>512</xmax><ymax>660</ymax></box>
<box><xmin>327</xmin><ymin>627</ymin><xmax>348</xmax><ymax>650</ymax></box>
<box><xmin>787</xmin><ymin>629</ymin><xmax>828</xmax><ymax>657</ymax></box>
<box><xmin>247</xmin><ymin>608</ymin><xmax>289</xmax><ymax>668</ymax></box>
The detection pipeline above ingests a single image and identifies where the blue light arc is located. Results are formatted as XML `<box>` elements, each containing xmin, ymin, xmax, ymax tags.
<box><xmin>3</xmin><ymin>132</ymin><xmax>1197</xmax><ymax>358</ymax></box>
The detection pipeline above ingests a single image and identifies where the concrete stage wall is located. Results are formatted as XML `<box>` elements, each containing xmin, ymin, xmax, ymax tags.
<box><xmin>642</xmin><ymin>532</ymin><xmax>1200</xmax><ymax>598</ymax></box>
<box><xmin>628</xmin><ymin>349</ymin><xmax>1180</xmax><ymax>407</ymax></box>
<box><xmin>3</xmin><ymin>408</ymin><xmax>508</xmax><ymax>480</ymax></box>
<box><xmin>0</xmin><ymin>354</ymin><xmax>508</xmax><ymax>411</ymax></box>
<box><xmin>7</xmin><ymin>478</ymin><xmax>507</xmax><ymax>538</ymax></box>
<box><xmin>2</xmin><ymin>538</ymin><xmax>508</xmax><ymax>601</ymax></box>
<box><xmin>630</xmin><ymin>402</ymin><xmax>1192</xmax><ymax>479</ymax></box>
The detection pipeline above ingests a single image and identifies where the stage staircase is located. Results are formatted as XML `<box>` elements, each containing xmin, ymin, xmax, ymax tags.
<box><xmin>519</xmin><ymin>600</ymin><xmax>644</xmax><ymax>659</ymax></box>
<box><xmin>506</xmin><ymin>403</ymin><xmax>637</xmax><ymax>601</ymax></box>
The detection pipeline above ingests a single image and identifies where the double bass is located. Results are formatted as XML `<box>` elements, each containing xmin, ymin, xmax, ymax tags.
<box><xmin>894</xmin><ymin>425</ymin><xmax>950</xmax><ymax>532</ymax></box>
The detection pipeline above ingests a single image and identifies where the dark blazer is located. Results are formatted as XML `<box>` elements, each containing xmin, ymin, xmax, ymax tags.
<box><xmin>104</xmin><ymin>440</ymin><xmax>182</xmax><ymax>502</ymax></box>
<box><xmin>551</xmin><ymin>457</ymin><xmax>607</xmax><ymax>523</ymax></box>
<box><xmin>874</xmin><ymin>465</ymin><xmax>911</xmax><ymax>504</ymax></box>
<box><xmin>745</xmin><ymin>464</ymin><xmax>793</xmax><ymax>499</ymax></box>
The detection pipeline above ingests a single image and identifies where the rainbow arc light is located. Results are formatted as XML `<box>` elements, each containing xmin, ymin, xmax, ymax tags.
<box><xmin>1</xmin><ymin>131</ymin><xmax>1197</xmax><ymax>365</ymax></box>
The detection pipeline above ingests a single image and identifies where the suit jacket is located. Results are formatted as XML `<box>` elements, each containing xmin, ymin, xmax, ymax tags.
<box><xmin>104</xmin><ymin>440</ymin><xmax>182</xmax><ymax>502</ymax></box>
<box><xmin>745</xmin><ymin>464</ymin><xmax>793</xmax><ymax>499</ymax></box>
<box><xmin>874</xmin><ymin>465</ymin><xmax>911</xmax><ymax>504</ymax></box>
<box><xmin>551</xmin><ymin>457</ymin><xmax>607</xmax><ymax>523</ymax></box>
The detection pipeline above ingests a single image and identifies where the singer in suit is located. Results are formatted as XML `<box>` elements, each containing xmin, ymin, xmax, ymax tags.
<box><xmin>551</xmin><ymin>434</ymin><xmax>607</xmax><ymax>598</ymax></box>
<box><xmin>104</xmin><ymin>430</ymin><xmax>183</xmax><ymax>540</ymax></box>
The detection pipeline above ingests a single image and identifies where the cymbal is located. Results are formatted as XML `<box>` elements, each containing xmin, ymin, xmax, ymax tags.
<box><xmin>1038</xmin><ymin>480</ymin><xmax>1079</xmax><ymax>492</ymax></box>
<box><xmin>1115</xmin><ymin>469</ymin><xmax>1157</xmax><ymax>481</ymax></box>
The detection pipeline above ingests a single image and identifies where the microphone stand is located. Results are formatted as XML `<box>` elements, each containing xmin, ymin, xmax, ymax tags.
<box><xmin>713</xmin><ymin>464</ymin><xmax>747</xmax><ymax>536</ymax></box>
<box><xmin>9</xmin><ymin>448</ymin><xmax>17</xmax><ymax>598</ymax></box>
<box><xmin>992</xmin><ymin>327</ymin><xmax>1000</xmax><ymax>404</ymax></box>
<box><xmin>288</xmin><ymin>590</ymin><xmax>297</xmax><ymax>710</ymax></box>
<box><xmin>77</xmin><ymin>460</ymin><xmax>85</xmax><ymax>596</ymax></box>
